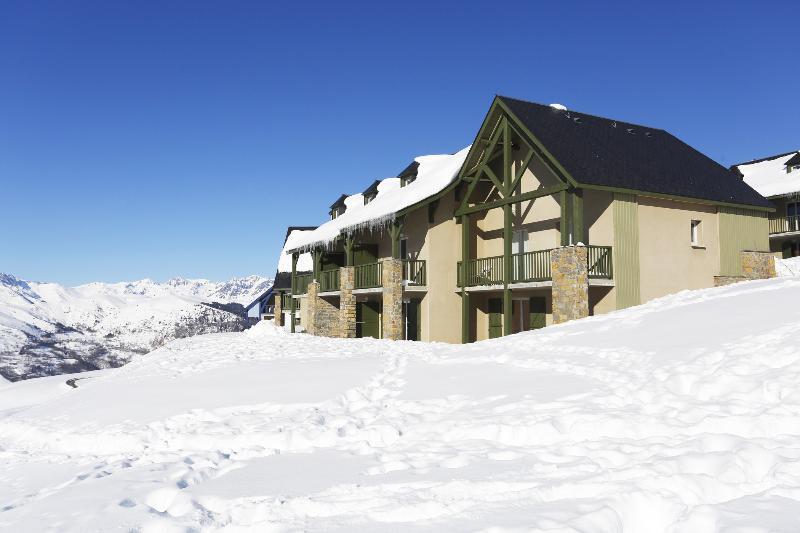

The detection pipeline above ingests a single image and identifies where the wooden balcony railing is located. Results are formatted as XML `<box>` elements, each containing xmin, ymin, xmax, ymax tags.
<box><xmin>769</xmin><ymin>215</ymin><xmax>800</xmax><ymax>234</ymax></box>
<box><xmin>587</xmin><ymin>245</ymin><xmax>613</xmax><ymax>279</ymax></box>
<box><xmin>280</xmin><ymin>292</ymin><xmax>291</xmax><ymax>309</ymax></box>
<box><xmin>457</xmin><ymin>254</ymin><xmax>505</xmax><ymax>287</ymax></box>
<box><xmin>293</xmin><ymin>273</ymin><xmax>311</xmax><ymax>295</ymax></box>
<box><xmin>355</xmin><ymin>262</ymin><xmax>382</xmax><ymax>289</ymax></box>
<box><xmin>319</xmin><ymin>268</ymin><xmax>340</xmax><ymax>292</ymax></box>
<box><xmin>512</xmin><ymin>249</ymin><xmax>552</xmax><ymax>282</ymax></box>
<box><xmin>403</xmin><ymin>260</ymin><xmax>426</xmax><ymax>285</ymax></box>
<box><xmin>458</xmin><ymin>246</ymin><xmax>613</xmax><ymax>287</ymax></box>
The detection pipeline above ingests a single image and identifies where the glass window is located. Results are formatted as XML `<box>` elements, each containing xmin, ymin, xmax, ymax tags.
<box><xmin>691</xmin><ymin>220</ymin><xmax>701</xmax><ymax>246</ymax></box>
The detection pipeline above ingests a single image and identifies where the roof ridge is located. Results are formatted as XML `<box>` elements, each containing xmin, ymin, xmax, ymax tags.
<box><xmin>496</xmin><ymin>95</ymin><xmax>667</xmax><ymax>134</ymax></box>
<box><xmin>731</xmin><ymin>150</ymin><xmax>799</xmax><ymax>168</ymax></box>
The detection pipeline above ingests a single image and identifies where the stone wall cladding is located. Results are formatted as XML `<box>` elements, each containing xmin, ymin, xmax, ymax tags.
<box><xmin>307</xmin><ymin>281</ymin><xmax>340</xmax><ymax>337</ymax></box>
<box><xmin>273</xmin><ymin>293</ymin><xmax>283</xmax><ymax>327</ymax></box>
<box><xmin>551</xmin><ymin>245</ymin><xmax>589</xmax><ymax>324</ymax></box>
<box><xmin>741</xmin><ymin>251</ymin><xmax>777</xmax><ymax>280</ymax></box>
<box><xmin>381</xmin><ymin>258</ymin><xmax>403</xmax><ymax>340</ymax></box>
<box><xmin>339</xmin><ymin>267</ymin><xmax>356</xmax><ymax>338</ymax></box>
<box><xmin>714</xmin><ymin>276</ymin><xmax>746</xmax><ymax>287</ymax></box>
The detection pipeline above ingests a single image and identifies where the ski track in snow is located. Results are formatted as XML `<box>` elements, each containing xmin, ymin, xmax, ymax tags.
<box><xmin>2</xmin><ymin>278</ymin><xmax>800</xmax><ymax>531</ymax></box>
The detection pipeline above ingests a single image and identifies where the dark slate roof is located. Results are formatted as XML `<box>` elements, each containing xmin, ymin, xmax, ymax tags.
<box><xmin>363</xmin><ymin>179</ymin><xmax>381</xmax><ymax>197</ymax></box>
<box><xmin>498</xmin><ymin>96</ymin><xmax>772</xmax><ymax>208</ymax></box>
<box><xmin>330</xmin><ymin>194</ymin><xmax>348</xmax><ymax>210</ymax></box>
<box><xmin>731</xmin><ymin>150</ymin><xmax>798</xmax><ymax>168</ymax></box>
<box><xmin>272</xmin><ymin>271</ymin><xmax>293</xmax><ymax>290</ymax></box>
<box><xmin>398</xmin><ymin>161</ymin><xmax>420</xmax><ymax>179</ymax></box>
<box><xmin>786</xmin><ymin>153</ymin><xmax>800</xmax><ymax>166</ymax></box>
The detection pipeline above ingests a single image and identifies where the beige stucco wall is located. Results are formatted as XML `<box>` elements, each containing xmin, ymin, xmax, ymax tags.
<box><xmin>637</xmin><ymin>196</ymin><xmax>720</xmax><ymax>303</ymax></box>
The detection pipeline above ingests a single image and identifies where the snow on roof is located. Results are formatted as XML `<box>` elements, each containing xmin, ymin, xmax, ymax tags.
<box><xmin>288</xmin><ymin>146</ymin><xmax>470</xmax><ymax>251</ymax></box>
<box><xmin>735</xmin><ymin>151</ymin><xmax>800</xmax><ymax>198</ymax></box>
<box><xmin>277</xmin><ymin>229</ymin><xmax>314</xmax><ymax>273</ymax></box>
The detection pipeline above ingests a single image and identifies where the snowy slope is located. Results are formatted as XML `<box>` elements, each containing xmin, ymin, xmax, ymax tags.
<box><xmin>0</xmin><ymin>273</ymin><xmax>271</xmax><ymax>381</ymax></box>
<box><xmin>3</xmin><ymin>277</ymin><xmax>800</xmax><ymax>531</ymax></box>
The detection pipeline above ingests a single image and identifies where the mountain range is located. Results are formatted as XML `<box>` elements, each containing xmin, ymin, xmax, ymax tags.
<box><xmin>0</xmin><ymin>273</ymin><xmax>272</xmax><ymax>381</ymax></box>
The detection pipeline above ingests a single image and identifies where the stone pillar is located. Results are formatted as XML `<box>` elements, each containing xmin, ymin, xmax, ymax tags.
<box><xmin>306</xmin><ymin>281</ymin><xmax>340</xmax><ymax>337</ymax></box>
<box><xmin>741</xmin><ymin>251</ymin><xmax>776</xmax><ymax>280</ymax></box>
<box><xmin>551</xmin><ymin>245</ymin><xmax>589</xmax><ymax>324</ymax></box>
<box><xmin>381</xmin><ymin>258</ymin><xmax>403</xmax><ymax>340</ymax></box>
<box><xmin>339</xmin><ymin>266</ymin><xmax>356</xmax><ymax>338</ymax></box>
<box><xmin>273</xmin><ymin>292</ymin><xmax>283</xmax><ymax>327</ymax></box>
<box><xmin>306</xmin><ymin>281</ymin><xmax>320</xmax><ymax>335</ymax></box>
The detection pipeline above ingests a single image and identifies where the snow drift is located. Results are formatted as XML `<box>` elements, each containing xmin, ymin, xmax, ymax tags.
<box><xmin>2</xmin><ymin>277</ymin><xmax>800</xmax><ymax>531</ymax></box>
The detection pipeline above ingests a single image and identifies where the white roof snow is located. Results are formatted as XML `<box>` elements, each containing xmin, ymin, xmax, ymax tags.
<box><xmin>287</xmin><ymin>146</ymin><xmax>470</xmax><ymax>251</ymax></box>
<box><xmin>277</xmin><ymin>230</ymin><xmax>314</xmax><ymax>273</ymax></box>
<box><xmin>735</xmin><ymin>151</ymin><xmax>800</xmax><ymax>198</ymax></box>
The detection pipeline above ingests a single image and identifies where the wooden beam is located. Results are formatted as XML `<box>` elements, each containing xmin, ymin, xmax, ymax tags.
<box><xmin>560</xmin><ymin>190</ymin><xmax>573</xmax><ymax>246</ymax></box>
<box><xmin>502</xmin><ymin>203</ymin><xmax>512</xmax><ymax>337</ymax></box>
<box><xmin>455</xmin><ymin>184</ymin><xmax>568</xmax><ymax>216</ymax></box>
<box><xmin>509</xmin><ymin>149</ymin><xmax>534</xmax><ymax>195</ymax></box>
<box><xmin>461</xmin><ymin>214</ymin><xmax>470</xmax><ymax>343</ymax></box>
<box><xmin>482</xmin><ymin>164</ymin><xmax>505</xmax><ymax>195</ymax></box>
<box><xmin>390</xmin><ymin>217</ymin><xmax>404</xmax><ymax>259</ymax></box>
<box><xmin>573</xmin><ymin>188</ymin><xmax>585</xmax><ymax>244</ymax></box>
<box><xmin>344</xmin><ymin>234</ymin><xmax>354</xmax><ymax>266</ymax></box>
<box><xmin>503</xmin><ymin>117</ymin><xmax>512</xmax><ymax>196</ymax></box>
<box><xmin>290</xmin><ymin>252</ymin><xmax>298</xmax><ymax>333</ymax></box>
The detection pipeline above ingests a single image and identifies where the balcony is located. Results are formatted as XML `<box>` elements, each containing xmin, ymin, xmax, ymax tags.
<box><xmin>769</xmin><ymin>215</ymin><xmax>800</xmax><ymax>235</ymax></box>
<box><xmin>403</xmin><ymin>259</ymin><xmax>426</xmax><ymax>286</ymax></box>
<box><xmin>293</xmin><ymin>273</ymin><xmax>312</xmax><ymax>295</ymax></box>
<box><xmin>457</xmin><ymin>246</ymin><xmax>613</xmax><ymax>288</ymax></box>
<box><xmin>319</xmin><ymin>268</ymin><xmax>340</xmax><ymax>292</ymax></box>
<box><xmin>355</xmin><ymin>262</ymin><xmax>382</xmax><ymax>289</ymax></box>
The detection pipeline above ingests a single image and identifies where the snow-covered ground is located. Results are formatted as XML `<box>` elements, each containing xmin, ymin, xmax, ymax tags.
<box><xmin>2</xmin><ymin>277</ymin><xmax>800</xmax><ymax>531</ymax></box>
<box><xmin>0</xmin><ymin>274</ymin><xmax>271</xmax><ymax>380</ymax></box>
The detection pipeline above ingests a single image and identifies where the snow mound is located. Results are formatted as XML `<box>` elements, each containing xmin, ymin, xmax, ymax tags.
<box><xmin>2</xmin><ymin>277</ymin><xmax>800</xmax><ymax>531</ymax></box>
<box><xmin>777</xmin><ymin>256</ymin><xmax>800</xmax><ymax>277</ymax></box>
<box><xmin>549</xmin><ymin>102</ymin><xmax>567</xmax><ymax>110</ymax></box>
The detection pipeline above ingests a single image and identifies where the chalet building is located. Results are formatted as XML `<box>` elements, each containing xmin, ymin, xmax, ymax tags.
<box><xmin>270</xmin><ymin>227</ymin><xmax>315</xmax><ymax>331</ymax></box>
<box><xmin>284</xmin><ymin>96</ymin><xmax>775</xmax><ymax>343</ymax></box>
<box><xmin>732</xmin><ymin>151</ymin><xmax>800</xmax><ymax>257</ymax></box>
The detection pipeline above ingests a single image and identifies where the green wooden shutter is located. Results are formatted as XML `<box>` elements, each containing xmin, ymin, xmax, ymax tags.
<box><xmin>488</xmin><ymin>298</ymin><xmax>503</xmax><ymax>339</ymax></box>
<box><xmin>529</xmin><ymin>297</ymin><xmax>546</xmax><ymax>330</ymax></box>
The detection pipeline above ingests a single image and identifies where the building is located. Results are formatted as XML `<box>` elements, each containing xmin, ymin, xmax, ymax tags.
<box><xmin>284</xmin><ymin>96</ymin><xmax>775</xmax><ymax>343</ymax></box>
<box><xmin>732</xmin><ymin>151</ymin><xmax>800</xmax><ymax>257</ymax></box>
<box><xmin>270</xmin><ymin>227</ymin><xmax>315</xmax><ymax>331</ymax></box>
<box><xmin>244</xmin><ymin>286</ymin><xmax>276</xmax><ymax>321</ymax></box>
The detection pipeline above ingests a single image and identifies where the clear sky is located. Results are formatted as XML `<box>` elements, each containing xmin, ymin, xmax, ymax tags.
<box><xmin>1</xmin><ymin>1</ymin><xmax>797</xmax><ymax>286</ymax></box>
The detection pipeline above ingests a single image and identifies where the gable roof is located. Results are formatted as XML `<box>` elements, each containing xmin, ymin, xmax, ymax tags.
<box><xmin>497</xmin><ymin>96</ymin><xmax>772</xmax><ymax>209</ymax></box>
<box><xmin>732</xmin><ymin>150</ymin><xmax>800</xmax><ymax>198</ymax></box>
<box><xmin>329</xmin><ymin>194</ymin><xmax>348</xmax><ymax>210</ymax></box>
<box><xmin>362</xmin><ymin>179</ymin><xmax>381</xmax><ymax>197</ymax></box>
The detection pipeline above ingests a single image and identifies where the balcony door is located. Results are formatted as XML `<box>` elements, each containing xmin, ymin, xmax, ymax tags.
<box><xmin>788</xmin><ymin>202</ymin><xmax>800</xmax><ymax>232</ymax></box>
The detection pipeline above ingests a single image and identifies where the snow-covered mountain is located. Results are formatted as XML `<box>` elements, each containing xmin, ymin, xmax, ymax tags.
<box><xmin>0</xmin><ymin>273</ymin><xmax>272</xmax><ymax>381</ymax></box>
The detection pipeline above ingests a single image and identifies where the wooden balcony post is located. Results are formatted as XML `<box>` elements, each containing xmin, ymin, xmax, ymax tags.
<box><xmin>573</xmin><ymin>188</ymin><xmax>585</xmax><ymax>244</ymax></box>
<box><xmin>290</xmin><ymin>252</ymin><xmax>298</xmax><ymax>333</ymax></box>
<box><xmin>461</xmin><ymin>214</ymin><xmax>470</xmax><ymax>343</ymax></box>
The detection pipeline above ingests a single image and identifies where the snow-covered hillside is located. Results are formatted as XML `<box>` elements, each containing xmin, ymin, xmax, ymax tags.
<box><xmin>0</xmin><ymin>273</ymin><xmax>271</xmax><ymax>381</ymax></box>
<box><xmin>2</xmin><ymin>276</ymin><xmax>800</xmax><ymax>531</ymax></box>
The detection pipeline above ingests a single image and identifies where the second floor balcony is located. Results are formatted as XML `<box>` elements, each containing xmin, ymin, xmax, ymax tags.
<box><xmin>769</xmin><ymin>215</ymin><xmax>800</xmax><ymax>235</ymax></box>
<box><xmin>457</xmin><ymin>245</ymin><xmax>613</xmax><ymax>288</ymax></box>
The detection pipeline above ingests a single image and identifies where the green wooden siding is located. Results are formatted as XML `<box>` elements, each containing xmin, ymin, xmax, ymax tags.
<box><xmin>529</xmin><ymin>297</ymin><xmax>546</xmax><ymax>330</ymax></box>
<box><xmin>612</xmin><ymin>193</ymin><xmax>641</xmax><ymax>309</ymax></box>
<box><xmin>719</xmin><ymin>206</ymin><xmax>770</xmax><ymax>276</ymax></box>
<box><xmin>357</xmin><ymin>301</ymin><xmax>380</xmax><ymax>339</ymax></box>
<box><xmin>488</xmin><ymin>298</ymin><xmax>503</xmax><ymax>339</ymax></box>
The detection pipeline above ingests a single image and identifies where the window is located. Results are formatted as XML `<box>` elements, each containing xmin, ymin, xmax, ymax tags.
<box><xmin>690</xmin><ymin>220</ymin><xmax>701</xmax><ymax>246</ymax></box>
<box><xmin>363</xmin><ymin>193</ymin><xmax>376</xmax><ymax>205</ymax></box>
<box><xmin>400</xmin><ymin>238</ymin><xmax>408</xmax><ymax>259</ymax></box>
<box><xmin>400</xmin><ymin>175</ymin><xmax>416</xmax><ymax>188</ymax></box>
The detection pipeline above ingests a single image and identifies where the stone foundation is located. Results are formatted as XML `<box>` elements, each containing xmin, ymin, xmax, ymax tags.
<box><xmin>741</xmin><ymin>251</ymin><xmax>776</xmax><ymax>280</ymax></box>
<box><xmin>381</xmin><ymin>258</ymin><xmax>403</xmax><ymax>340</ymax></box>
<box><xmin>551</xmin><ymin>245</ymin><xmax>589</xmax><ymax>324</ymax></box>
<box><xmin>273</xmin><ymin>292</ymin><xmax>283</xmax><ymax>327</ymax></box>
<box><xmin>306</xmin><ymin>281</ymin><xmax>340</xmax><ymax>337</ymax></box>
<box><xmin>714</xmin><ymin>276</ymin><xmax>745</xmax><ymax>287</ymax></box>
<box><xmin>339</xmin><ymin>266</ymin><xmax>356</xmax><ymax>338</ymax></box>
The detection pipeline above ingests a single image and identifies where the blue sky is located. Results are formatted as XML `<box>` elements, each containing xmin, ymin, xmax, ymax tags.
<box><xmin>1</xmin><ymin>1</ymin><xmax>797</xmax><ymax>285</ymax></box>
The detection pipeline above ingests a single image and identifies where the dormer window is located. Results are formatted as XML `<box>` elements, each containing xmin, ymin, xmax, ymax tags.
<box><xmin>398</xmin><ymin>161</ymin><xmax>420</xmax><ymax>188</ymax></box>
<box><xmin>362</xmin><ymin>180</ymin><xmax>380</xmax><ymax>205</ymax></box>
<box><xmin>329</xmin><ymin>194</ymin><xmax>348</xmax><ymax>220</ymax></box>
<box><xmin>786</xmin><ymin>154</ymin><xmax>800</xmax><ymax>174</ymax></box>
